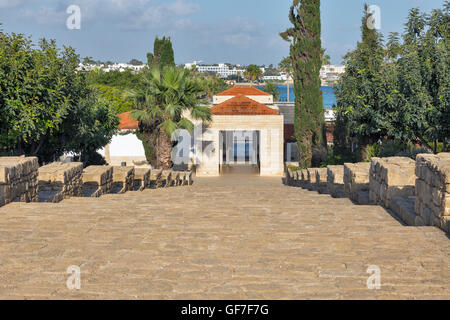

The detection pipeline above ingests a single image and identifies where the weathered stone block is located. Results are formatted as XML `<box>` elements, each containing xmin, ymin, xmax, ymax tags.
<box><xmin>0</xmin><ymin>157</ymin><xmax>39</xmax><ymax>206</ymax></box>
<box><xmin>344</xmin><ymin>162</ymin><xmax>370</xmax><ymax>203</ymax></box>
<box><xmin>369</xmin><ymin>157</ymin><xmax>416</xmax><ymax>209</ymax></box>
<box><xmin>81</xmin><ymin>166</ymin><xmax>113</xmax><ymax>197</ymax></box>
<box><xmin>134</xmin><ymin>168</ymin><xmax>151</xmax><ymax>191</ymax></box>
<box><xmin>112</xmin><ymin>166</ymin><xmax>135</xmax><ymax>194</ymax></box>
<box><xmin>414</xmin><ymin>153</ymin><xmax>450</xmax><ymax>232</ymax></box>
<box><xmin>315</xmin><ymin>168</ymin><xmax>328</xmax><ymax>194</ymax></box>
<box><xmin>38</xmin><ymin>162</ymin><xmax>83</xmax><ymax>202</ymax></box>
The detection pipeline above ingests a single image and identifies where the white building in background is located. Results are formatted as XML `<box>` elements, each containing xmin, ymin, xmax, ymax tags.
<box><xmin>320</xmin><ymin>65</ymin><xmax>346</xmax><ymax>83</ymax></box>
<box><xmin>184</xmin><ymin>62</ymin><xmax>248</xmax><ymax>79</ymax></box>
<box><xmin>99</xmin><ymin>112</ymin><xmax>147</xmax><ymax>166</ymax></box>
<box><xmin>263</xmin><ymin>72</ymin><xmax>293</xmax><ymax>82</ymax></box>
<box><xmin>77</xmin><ymin>63</ymin><xmax>146</xmax><ymax>73</ymax></box>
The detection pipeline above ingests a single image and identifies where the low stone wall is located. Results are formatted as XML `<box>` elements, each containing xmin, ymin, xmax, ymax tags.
<box><xmin>414</xmin><ymin>153</ymin><xmax>450</xmax><ymax>233</ymax></box>
<box><xmin>172</xmin><ymin>171</ymin><xmax>186</xmax><ymax>186</ymax></box>
<box><xmin>0</xmin><ymin>157</ymin><xmax>39</xmax><ymax>207</ymax></box>
<box><xmin>286</xmin><ymin>167</ymin><xmax>296</xmax><ymax>186</ymax></box>
<box><xmin>112</xmin><ymin>166</ymin><xmax>135</xmax><ymax>194</ymax></box>
<box><xmin>369</xmin><ymin>157</ymin><xmax>416</xmax><ymax>208</ymax></box>
<box><xmin>307</xmin><ymin>168</ymin><xmax>320</xmax><ymax>191</ymax></box>
<box><xmin>344</xmin><ymin>162</ymin><xmax>371</xmax><ymax>204</ymax></box>
<box><xmin>160</xmin><ymin>170</ymin><xmax>173</xmax><ymax>188</ymax></box>
<box><xmin>185</xmin><ymin>171</ymin><xmax>194</xmax><ymax>186</ymax></box>
<box><xmin>299</xmin><ymin>169</ymin><xmax>308</xmax><ymax>188</ymax></box>
<box><xmin>315</xmin><ymin>168</ymin><xmax>328</xmax><ymax>194</ymax></box>
<box><xmin>150</xmin><ymin>169</ymin><xmax>162</xmax><ymax>188</ymax></box>
<box><xmin>134</xmin><ymin>168</ymin><xmax>151</xmax><ymax>191</ymax></box>
<box><xmin>38</xmin><ymin>162</ymin><xmax>83</xmax><ymax>203</ymax></box>
<box><xmin>327</xmin><ymin>165</ymin><xmax>345</xmax><ymax>198</ymax></box>
<box><xmin>81</xmin><ymin>166</ymin><xmax>113</xmax><ymax>197</ymax></box>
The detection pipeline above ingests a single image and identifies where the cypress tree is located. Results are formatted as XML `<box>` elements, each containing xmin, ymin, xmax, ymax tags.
<box><xmin>281</xmin><ymin>0</ymin><xmax>325</xmax><ymax>168</ymax></box>
<box><xmin>147</xmin><ymin>36</ymin><xmax>175</xmax><ymax>68</ymax></box>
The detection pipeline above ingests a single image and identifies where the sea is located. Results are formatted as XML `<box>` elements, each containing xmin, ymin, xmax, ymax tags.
<box><xmin>257</xmin><ymin>85</ymin><xmax>337</xmax><ymax>109</ymax></box>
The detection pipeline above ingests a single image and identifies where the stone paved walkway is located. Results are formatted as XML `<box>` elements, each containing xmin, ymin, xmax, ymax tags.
<box><xmin>0</xmin><ymin>175</ymin><xmax>449</xmax><ymax>299</ymax></box>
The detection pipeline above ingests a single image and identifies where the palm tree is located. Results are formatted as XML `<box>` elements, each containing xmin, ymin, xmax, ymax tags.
<box><xmin>244</xmin><ymin>64</ymin><xmax>263</xmax><ymax>82</ymax></box>
<box><xmin>279</xmin><ymin>57</ymin><xmax>293</xmax><ymax>102</ymax></box>
<box><xmin>130</xmin><ymin>66</ymin><xmax>211</xmax><ymax>169</ymax></box>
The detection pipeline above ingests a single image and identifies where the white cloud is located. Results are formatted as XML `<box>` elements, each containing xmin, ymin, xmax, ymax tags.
<box><xmin>16</xmin><ymin>0</ymin><xmax>201</xmax><ymax>30</ymax></box>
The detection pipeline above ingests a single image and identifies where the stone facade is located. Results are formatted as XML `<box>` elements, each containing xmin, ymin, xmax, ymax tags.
<box><xmin>194</xmin><ymin>115</ymin><xmax>284</xmax><ymax>177</ymax></box>
<box><xmin>414</xmin><ymin>153</ymin><xmax>450</xmax><ymax>233</ymax></box>
<box><xmin>81</xmin><ymin>166</ymin><xmax>114</xmax><ymax>197</ymax></box>
<box><xmin>327</xmin><ymin>165</ymin><xmax>345</xmax><ymax>198</ymax></box>
<box><xmin>38</xmin><ymin>162</ymin><xmax>83</xmax><ymax>203</ymax></box>
<box><xmin>0</xmin><ymin>157</ymin><xmax>38</xmax><ymax>207</ymax></box>
<box><xmin>344</xmin><ymin>162</ymin><xmax>371</xmax><ymax>204</ymax></box>
<box><xmin>315</xmin><ymin>168</ymin><xmax>328</xmax><ymax>194</ymax></box>
<box><xmin>369</xmin><ymin>157</ymin><xmax>416</xmax><ymax>208</ymax></box>
<box><xmin>112</xmin><ymin>166</ymin><xmax>135</xmax><ymax>194</ymax></box>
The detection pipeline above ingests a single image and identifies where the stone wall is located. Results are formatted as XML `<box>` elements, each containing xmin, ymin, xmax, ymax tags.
<box><xmin>369</xmin><ymin>157</ymin><xmax>416</xmax><ymax>208</ymax></box>
<box><xmin>327</xmin><ymin>165</ymin><xmax>344</xmax><ymax>198</ymax></box>
<box><xmin>134</xmin><ymin>168</ymin><xmax>151</xmax><ymax>191</ymax></box>
<box><xmin>307</xmin><ymin>168</ymin><xmax>320</xmax><ymax>191</ymax></box>
<box><xmin>150</xmin><ymin>169</ymin><xmax>162</xmax><ymax>188</ymax></box>
<box><xmin>81</xmin><ymin>166</ymin><xmax>113</xmax><ymax>197</ymax></box>
<box><xmin>38</xmin><ymin>162</ymin><xmax>83</xmax><ymax>203</ymax></box>
<box><xmin>315</xmin><ymin>168</ymin><xmax>328</xmax><ymax>194</ymax></box>
<box><xmin>160</xmin><ymin>170</ymin><xmax>173</xmax><ymax>188</ymax></box>
<box><xmin>0</xmin><ymin>157</ymin><xmax>38</xmax><ymax>207</ymax></box>
<box><xmin>414</xmin><ymin>153</ymin><xmax>450</xmax><ymax>233</ymax></box>
<box><xmin>344</xmin><ymin>162</ymin><xmax>371</xmax><ymax>204</ymax></box>
<box><xmin>112</xmin><ymin>166</ymin><xmax>135</xmax><ymax>194</ymax></box>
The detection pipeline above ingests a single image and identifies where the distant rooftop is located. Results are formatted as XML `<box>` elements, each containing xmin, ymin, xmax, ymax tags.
<box><xmin>217</xmin><ymin>86</ymin><xmax>271</xmax><ymax>96</ymax></box>
<box><xmin>118</xmin><ymin>111</ymin><xmax>139</xmax><ymax>130</ymax></box>
<box><xmin>211</xmin><ymin>95</ymin><xmax>279</xmax><ymax>116</ymax></box>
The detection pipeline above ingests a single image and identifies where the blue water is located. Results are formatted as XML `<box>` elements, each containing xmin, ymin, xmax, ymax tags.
<box><xmin>257</xmin><ymin>85</ymin><xmax>337</xmax><ymax>109</ymax></box>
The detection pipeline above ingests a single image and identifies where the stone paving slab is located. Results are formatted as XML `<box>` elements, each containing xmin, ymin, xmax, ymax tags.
<box><xmin>0</xmin><ymin>176</ymin><xmax>448</xmax><ymax>300</ymax></box>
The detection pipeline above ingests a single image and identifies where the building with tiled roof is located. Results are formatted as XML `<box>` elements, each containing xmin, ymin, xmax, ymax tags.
<box><xmin>211</xmin><ymin>95</ymin><xmax>279</xmax><ymax>116</ymax></box>
<box><xmin>98</xmin><ymin>111</ymin><xmax>146</xmax><ymax>167</ymax></box>
<box><xmin>118</xmin><ymin>111</ymin><xmax>139</xmax><ymax>130</ymax></box>
<box><xmin>188</xmin><ymin>86</ymin><xmax>286</xmax><ymax>177</ymax></box>
<box><xmin>213</xmin><ymin>86</ymin><xmax>274</xmax><ymax>105</ymax></box>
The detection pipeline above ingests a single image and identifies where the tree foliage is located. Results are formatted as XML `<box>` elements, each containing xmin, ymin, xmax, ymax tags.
<box><xmin>147</xmin><ymin>36</ymin><xmax>175</xmax><ymax>68</ymax></box>
<box><xmin>0</xmin><ymin>30</ymin><xmax>118</xmax><ymax>163</ymax></box>
<box><xmin>281</xmin><ymin>0</ymin><xmax>326</xmax><ymax>167</ymax></box>
<box><xmin>263</xmin><ymin>82</ymin><xmax>280</xmax><ymax>101</ymax></box>
<box><xmin>129</xmin><ymin>67</ymin><xmax>211</xmax><ymax>169</ymax></box>
<box><xmin>334</xmin><ymin>3</ymin><xmax>449</xmax><ymax>157</ymax></box>
<box><xmin>244</xmin><ymin>64</ymin><xmax>263</xmax><ymax>82</ymax></box>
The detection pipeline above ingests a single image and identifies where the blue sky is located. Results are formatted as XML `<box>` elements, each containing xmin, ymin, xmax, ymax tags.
<box><xmin>0</xmin><ymin>0</ymin><xmax>444</xmax><ymax>66</ymax></box>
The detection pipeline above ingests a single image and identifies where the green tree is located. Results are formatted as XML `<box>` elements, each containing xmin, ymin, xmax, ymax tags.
<box><xmin>321</xmin><ymin>48</ymin><xmax>331</xmax><ymax>65</ymax></box>
<box><xmin>334</xmin><ymin>4</ymin><xmax>387</xmax><ymax>160</ymax></box>
<box><xmin>0</xmin><ymin>31</ymin><xmax>118</xmax><ymax>163</ymax></box>
<box><xmin>147</xmin><ymin>36</ymin><xmax>175</xmax><ymax>68</ymax></box>
<box><xmin>129</xmin><ymin>67</ymin><xmax>211</xmax><ymax>169</ymax></box>
<box><xmin>263</xmin><ymin>82</ymin><xmax>280</xmax><ymax>101</ymax></box>
<box><xmin>279</xmin><ymin>57</ymin><xmax>293</xmax><ymax>102</ymax></box>
<box><xmin>281</xmin><ymin>0</ymin><xmax>326</xmax><ymax>167</ymax></box>
<box><xmin>244</xmin><ymin>64</ymin><xmax>263</xmax><ymax>82</ymax></box>
<box><xmin>333</xmin><ymin>3</ymin><xmax>449</xmax><ymax>158</ymax></box>
<box><xmin>129</xmin><ymin>59</ymin><xmax>143</xmax><ymax>66</ymax></box>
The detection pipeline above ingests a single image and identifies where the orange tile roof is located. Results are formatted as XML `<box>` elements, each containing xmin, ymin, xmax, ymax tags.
<box><xmin>118</xmin><ymin>111</ymin><xmax>139</xmax><ymax>130</ymax></box>
<box><xmin>211</xmin><ymin>95</ymin><xmax>279</xmax><ymax>116</ymax></box>
<box><xmin>217</xmin><ymin>86</ymin><xmax>271</xmax><ymax>96</ymax></box>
